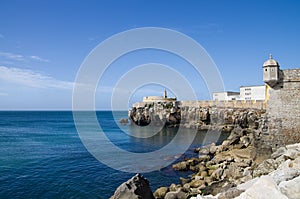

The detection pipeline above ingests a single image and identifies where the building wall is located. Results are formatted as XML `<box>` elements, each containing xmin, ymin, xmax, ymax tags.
<box><xmin>265</xmin><ymin>69</ymin><xmax>300</xmax><ymax>150</ymax></box>
<box><xmin>239</xmin><ymin>85</ymin><xmax>266</xmax><ymax>101</ymax></box>
<box><xmin>212</xmin><ymin>92</ymin><xmax>240</xmax><ymax>101</ymax></box>
<box><xmin>179</xmin><ymin>100</ymin><xmax>266</xmax><ymax>110</ymax></box>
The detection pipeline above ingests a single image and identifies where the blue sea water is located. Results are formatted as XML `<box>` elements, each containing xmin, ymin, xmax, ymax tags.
<box><xmin>0</xmin><ymin>111</ymin><xmax>228</xmax><ymax>198</ymax></box>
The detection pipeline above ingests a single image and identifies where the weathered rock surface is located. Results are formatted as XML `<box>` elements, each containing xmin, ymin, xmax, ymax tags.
<box><xmin>119</xmin><ymin>118</ymin><xmax>129</xmax><ymax>124</ymax></box>
<box><xmin>111</xmin><ymin>174</ymin><xmax>154</xmax><ymax>199</ymax></box>
<box><xmin>278</xmin><ymin>175</ymin><xmax>300</xmax><ymax>199</ymax></box>
<box><xmin>153</xmin><ymin>130</ymin><xmax>300</xmax><ymax>199</ymax></box>
<box><xmin>235</xmin><ymin>176</ymin><xmax>288</xmax><ymax>199</ymax></box>
<box><xmin>129</xmin><ymin>103</ymin><xmax>265</xmax><ymax>130</ymax></box>
<box><xmin>234</xmin><ymin>143</ymin><xmax>300</xmax><ymax>199</ymax></box>
<box><xmin>153</xmin><ymin>187</ymin><xmax>169</xmax><ymax>199</ymax></box>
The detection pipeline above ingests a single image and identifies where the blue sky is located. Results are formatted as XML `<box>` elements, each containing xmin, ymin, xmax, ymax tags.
<box><xmin>0</xmin><ymin>0</ymin><xmax>300</xmax><ymax>110</ymax></box>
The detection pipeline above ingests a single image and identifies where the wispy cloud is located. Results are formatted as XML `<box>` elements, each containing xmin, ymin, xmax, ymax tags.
<box><xmin>29</xmin><ymin>55</ymin><xmax>49</xmax><ymax>62</ymax></box>
<box><xmin>0</xmin><ymin>51</ymin><xmax>49</xmax><ymax>62</ymax></box>
<box><xmin>0</xmin><ymin>34</ymin><xmax>4</xmax><ymax>38</ymax></box>
<box><xmin>0</xmin><ymin>52</ymin><xmax>24</xmax><ymax>61</ymax></box>
<box><xmin>0</xmin><ymin>66</ymin><xmax>73</xmax><ymax>89</ymax></box>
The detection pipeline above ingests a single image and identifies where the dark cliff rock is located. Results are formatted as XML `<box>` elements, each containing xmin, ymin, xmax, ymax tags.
<box><xmin>110</xmin><ymin>174</ymin><xmax>154</xmax><ymax>199</ymax></box>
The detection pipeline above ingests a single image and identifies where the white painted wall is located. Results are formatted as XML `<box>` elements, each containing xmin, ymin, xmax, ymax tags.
<box><xmin>239</xmin><ymin>85</ymin><xmax>266</xmax><ymax>100</ymax></box>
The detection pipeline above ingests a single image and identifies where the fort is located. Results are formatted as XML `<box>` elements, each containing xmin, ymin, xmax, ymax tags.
<box><xmin>129</xmin><ymin>55</ymin><xmax>300</xmax><ymax>150</ymax></box>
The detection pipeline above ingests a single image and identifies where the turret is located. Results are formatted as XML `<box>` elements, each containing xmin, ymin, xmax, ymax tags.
<box><xmin>263</xmin><ymin>54</ymin><xmax>280</xmax><ymax>87</ymax></box>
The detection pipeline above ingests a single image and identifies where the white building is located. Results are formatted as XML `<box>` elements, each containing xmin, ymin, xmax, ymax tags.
<box><xmin>239</xmin><ymin>85</ymin><xmax>266</xmax><ymax>100</ymax></box>
<box><xmin>213</xmin><ymin>91</ymin><xmax>240</xmax><ymax>101</ymax></box>
<box><xmin>213</xmin><ymin>85</ymin><xmax>266</xmax><ymax>101</ymax></box>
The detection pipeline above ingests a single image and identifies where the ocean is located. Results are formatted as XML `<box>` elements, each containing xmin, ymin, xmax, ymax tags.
<box><xmin>0</xmin><ymin>111</ymin><xmax>228</xmax><ymax>198</ymax></box>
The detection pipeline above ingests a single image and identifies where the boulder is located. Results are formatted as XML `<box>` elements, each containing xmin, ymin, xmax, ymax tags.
<box><xmin>235</xmin><ymin>176</ymin><xmax>288</xmax><ymax>199</ymax></box>
<box><xmin>271</xmin><ymin>146</ymin><xmax>287</xmax><ymax>159</ymax></box>
<box><xmin>198</xmin><ymin>147</ymin><xmax>210</xmax><ymax>156</ymax></box>
<box><xmin>217</xmin><ymin>187</ymin><xmax>244</xmax><ymax>199</ymax></box>
<box><xmin>189</xmin><ymin>179</ymin><xmax>205</xmax><ymax>188</ymax></box>
<box><xmin>169</xmin><ymin>183</ymin><xmax>179</xmax><ymax>192</ymax></box>
<box><xmin>278</xmin><ymin>175</ymin><xmax>300</xmax><ymax>199</ymax></box>
<box><xmin>198</xmin><ymin>155</ymin><xmax>211</xmax><ymax>162</ymax></box>
<box><xmin>164</xmin><ymin>189</ymin><xmax>187</xmax><ymax>199</ymax></box>
<box><xmin>119</xmin><ymin>118</ymin><xmax>129</xmax><ymax>124</ymax></box>
<box><xmin>209</xmin><ymin>143</ymin><xmax>217</xmax><ymax>155</ymax></box>
<box><xmin>154</xmin><ymin>187</ymin><xmax>169</xmax><ymax>199</ymax></box>
<box><xmin>269</xmin><ymin>168</ymin><xmax>300</xmax><ymax>184</ymax></box>
<box><xmin>253</xmin><ymin>159</ymin><xmax>277</xmax><ymax>177</ymax></box>
<box><xmin>211</xmin><ymin>168</ymin><xmax>224</xmax><ymax>181</ymax></box>
<box><xmin>110</xmin><ymin>174</ymin><xmax>154</xmax><ymax>199</ymax></box>
<box><xmin>173</xmin><ymin>161</ymin><xmax>188</xmax><ymax>171</ymax></box>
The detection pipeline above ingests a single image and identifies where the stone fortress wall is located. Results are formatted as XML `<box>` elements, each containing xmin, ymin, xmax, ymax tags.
<box><xmin>130</xmin><ymin>55</ymin><xmax>300</xmax><ymax>152</ymax></box>
<box><xmin>179</xmin><ymin>100</ymin><xmax>266</xmax><ymax>110</ymax></box>
<box><xmin>133</xmin><ymin>100</ymin><xmax>266</xmax><ymax>110</ymax></box>
<box><xmin>264</xmin><ymin>68</ymin><xmax>300</xmax><ymax>150</ymax></box>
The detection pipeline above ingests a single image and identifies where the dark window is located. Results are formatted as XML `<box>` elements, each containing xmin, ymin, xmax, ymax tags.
<box><xmin>265</xmin><ymin>69</ymin><xmax>267</xmax><ymax>72</ymax></box>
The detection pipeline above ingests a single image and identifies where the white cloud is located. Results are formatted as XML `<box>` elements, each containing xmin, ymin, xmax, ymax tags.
<box><xmin>0</xmin><ymin>51</ymin><xmax>49</xmax><ymax>62</ymax></box>
<box><xmin>29</xmin><ymin>55</ymin><xmax>49</xmax><ymax>62</ymax></box>
<box><xmin>0</xmin><ymin>66</ymin><xmax>73</xmax><ymax>89</ymax></box>
<box><xmin>0</xmin><ymin>52</ymin><xmax>24</xmax><ymax>61</ymax></box>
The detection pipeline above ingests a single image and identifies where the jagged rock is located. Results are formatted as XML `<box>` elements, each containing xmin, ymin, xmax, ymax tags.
<box><xmin>173</xmin><ymin>161</ymin><xmax>188</xmax><ymax>171</ymax></box>
<box><xmin>217</xmin><ymin>187</ymin><xmax>244</xmax><ymax>199</ymax></box>
<box><xmin>198</xmin><ymin>147</ymin><xmax>210</xmax><ymax>156</ymax></box>
<box><xmin>271</xmin><ymin>146</ymin><xmax>287</xmax><ymax>159</ymax></box>
<box><xmin>199</xmin><ymin>170</ymin><xmax>208</xmax><ymax>178</ymax></box>
<box><xmin>179</xmin><ymin>177</ymin><xmax>191</xmax><ymax>185</ymax></box>
<box><xmin>182</xmin><ymin>183</ymin><xmax>190</xmax><ymax>192</ymax></box>
<box><xmin>240</xmin><ymin>136</ymin><xmax>251</xmax><ymax>148</ymax></box>
<box><xmin>154</xmin><ymin>187</ymin><xmax>169</xmax><ymax>199</ymax></box>
<box><xmin>269</xmin><ymin>168</ymin><xmax>300</xmax><ymax>184</ymax></box>
<box><xmin>119</xmin><ymin>118</ymin><xmax>129</xmax><ymax>124</ymax></box>
<box><xmin>278</xmin><ymin>175</ymin><xmax>300</xmax><ymax>199</ymax></box>
<box><xmin>204</xmin><ymin>176</ymin><xmax>213</xmax><ymax>185</ymax></box>
<box><xmin>169</xmin><ymin>183</ymin><xmax>179</xmax><ymax>192</ymax></box>
<box><xmin>211</xmin><ymin>168</ymin><xmax>224</xmax><ymax>181</ymax></box>
<box><xmin>189</xmin><ymin>179</ymin><xmax>205</xmax><ymax>188</ymax></box>
<box><xmin>198</xmin><ymin>155</ymin><xmax>210</xmax><ymax>162</ymax></box>
<box><xmin>130</xmin><ymin>104</ymin><xmax>263</xmax><ymax>129</ymax></box>
<box><xmin>209</xmin><ymin>143</ymin><xmax>217</xmax><ymax>155</ymax></box>
<box><xmin>235</xmin><ymin>176</ymin><xmax>288</xmax><ymax>199</ymax></box>
<box><xmin>164</xmin><ymin>189</ymin><xmax>187</xmax><ymax>199</ymax></box>
<box><xmin>110</xmin><ymin>174</ymin><xmax>154</xmax><ymax>199</ymax></box>
<box><xmin>189</xmin><ymin>187</ymin><xmax>202</xmax><ymax>195</ymax></box>
<box><xmin>253</xmin><ymin>159</ymin><xmax>277</xmax><ymax>177</ymax></box>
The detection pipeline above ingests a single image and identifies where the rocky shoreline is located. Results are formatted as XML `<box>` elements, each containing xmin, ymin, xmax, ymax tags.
<box><xmin>111</xmin><ymin>105</ymin><xmax>299</xmax><ymax>198</ymax></box>
<box><xmin>111</xmin><ymin>131</ymin><xmax>300</xmax><ymax>198</ymax></box>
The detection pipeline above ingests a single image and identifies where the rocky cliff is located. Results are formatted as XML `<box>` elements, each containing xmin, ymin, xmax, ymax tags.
<box><xmin>129</xmin><ymin>102</ymin><xmax>265</xmax><ymax>130</ymax></box>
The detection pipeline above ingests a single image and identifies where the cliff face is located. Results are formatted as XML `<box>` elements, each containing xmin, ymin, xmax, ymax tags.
<box><xmin>129</xmin><ymin>102</ymin><xmax>265</xmax><ymax>130</ymax></box>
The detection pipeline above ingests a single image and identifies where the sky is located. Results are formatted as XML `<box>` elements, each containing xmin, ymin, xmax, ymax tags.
<box><xmin>0</xmin><ymin>0</ymin><xmax>300</xmax><ymax>110</ymax></box>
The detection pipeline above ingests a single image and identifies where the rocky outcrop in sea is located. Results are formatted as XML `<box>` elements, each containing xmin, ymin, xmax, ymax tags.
<box><xmin>110</xmin><ymin>174</ymin><xmax>154</xmax><ymax>199</ymax></box>
<box><xmin>129</xmin><ymin>104</ymin><xmax>265</xmax><ymax>130</ymax></box>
